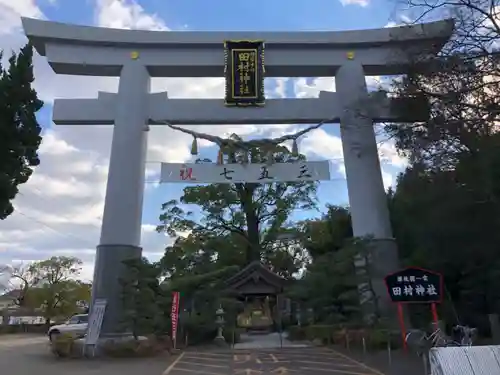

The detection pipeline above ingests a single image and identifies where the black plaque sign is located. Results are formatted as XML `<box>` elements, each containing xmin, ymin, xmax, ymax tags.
<box><xmin>224</xmin><ymin>40</ymin><xmax>265</xmax><ymax>107</ymax></box>
<box><xmin>384</xmin><ymin>267</ymin><xmax>443</xmax><ymax>304</ymax></box>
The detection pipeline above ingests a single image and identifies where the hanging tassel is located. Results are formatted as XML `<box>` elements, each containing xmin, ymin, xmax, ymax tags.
<box><xmin>217</xmin><ymin>148</ymin><xmax>224</xmax><ymax>165</ymax></box>
<box><xmin>242</xmin><ymin>150</ymin><xmax>249</xmax><ymax>164</ymax></box>
<box><xmin>190</xmin><ymin>137</ymin><xmax>198</xmax><ymax>155</ymax></box>
<box><xmin>292</xmin><ymin>139</ymin><xmax>299</xmax><ymax>157</ymax></box>
<box><xmin>266</xmin><ymin>149</ymin><xmax>274</xmax><ymax>166</ymax></box>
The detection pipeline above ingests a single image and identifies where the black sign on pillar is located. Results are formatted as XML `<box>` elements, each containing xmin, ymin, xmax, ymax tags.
<box><xmin>384</xmin><ymin>267</ymin><xmax>443</xmax><ymax>304</ymax></box>
<box><xmin>224</xmin><ymin>40</ymin><xmax>265</xmax><ymax>107</ymax></box>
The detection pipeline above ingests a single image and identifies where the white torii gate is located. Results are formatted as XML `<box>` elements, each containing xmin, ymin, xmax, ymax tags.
<box><xmin>23</xmin><ymin>17</ymin><xmax>454</xmax><ymax>338</ymax></box>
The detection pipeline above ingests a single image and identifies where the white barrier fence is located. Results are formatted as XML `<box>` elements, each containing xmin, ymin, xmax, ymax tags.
<box><xmin>429</xmin><ymin>346</ymin><xmax>500</xmax><ymax>375</ymax></box>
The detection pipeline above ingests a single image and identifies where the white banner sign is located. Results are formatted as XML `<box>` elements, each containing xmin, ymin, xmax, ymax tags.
<box><xmin>160</xmin><ymin>161</ymin><xmax>330</xmax><ymax>184</ymax></box>
<box><xmin>85</xmin><ymin>299</ymin><xmax>107</xmax><ymax>346</ymax></box>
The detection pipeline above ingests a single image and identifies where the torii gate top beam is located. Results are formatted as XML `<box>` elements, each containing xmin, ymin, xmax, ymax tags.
<box><xmin>22</xmin><ymin>18</ymin><xmax>454</xmax><ymax>77</ymax></box>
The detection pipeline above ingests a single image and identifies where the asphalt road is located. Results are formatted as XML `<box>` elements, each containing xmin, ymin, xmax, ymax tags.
<box><xmin>0</xmin><ymin>336</ymin><xmax>388</xmax><ymax>375</ymax></box>
<box><xmin>165</xmin><ymin>347</ymin><xmax>386</xmax><ymax>375</ymax></box>
<box><xmin>0</xmin><ymin>335</ymin><xmax>171</xmax><ymax>375</ymax></box>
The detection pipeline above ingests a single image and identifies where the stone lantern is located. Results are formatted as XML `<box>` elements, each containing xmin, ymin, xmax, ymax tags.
<box><xmin>214</xmin><ymin>305</ymin><xmax>226</xmax><ymax>346</ymax></box>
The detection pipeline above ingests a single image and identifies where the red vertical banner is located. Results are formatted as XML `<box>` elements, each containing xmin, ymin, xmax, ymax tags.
<box><xmin>171</xmin><ymin>291</ymin><xmax>180</xmax><ymax>349</ymax></box>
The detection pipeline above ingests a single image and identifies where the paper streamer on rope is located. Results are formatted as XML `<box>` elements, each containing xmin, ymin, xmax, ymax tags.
<box><xmin>292</xmin><ymin>139</ymin><xmax>299</xmax><ymax>156</ymax></box>
<box><xmin>190</xmin><ymin>137</ymin><xmax>198</xmax><ymax>155</ymax></box>
<box><xmin>217</xmin><ymin>148</ymin><xmax>224</xmax><ymax>164</ymax></box>
<box><xmin>224</xmin><ymin>40</ymin><xmax>265</xmax><ymax>107</ymax></box>
<box><xmin>429</xmin><ymin>346</ymin><xmax>500</xmax><ymax>375</ymax></box>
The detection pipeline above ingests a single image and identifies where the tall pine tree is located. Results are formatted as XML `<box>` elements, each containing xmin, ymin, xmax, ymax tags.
<box><xmin>0</xmin><ymin>43</ymin><xmax>43</xmax><ymax>219</ymax></box>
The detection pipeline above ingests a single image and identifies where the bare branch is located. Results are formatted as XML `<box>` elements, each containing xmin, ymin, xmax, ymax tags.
<box><xmin>0</xmin><ymin>263</ymin><xmax>37</xmax><ymax>306</ymax></box>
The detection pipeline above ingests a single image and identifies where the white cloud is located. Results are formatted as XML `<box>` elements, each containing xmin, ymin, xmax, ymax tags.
<box><xmin>95</xmin><ymin>0</ymin><xmax>169</xmax><ymax>31</ymax></box>
<box><xmin>0</xmin><ymin>0</ymin><xmax>43</xmax><ymax>34</ymax></box>
<box><xmin>378</xmin><ymin>140</ymin><xmax>408</xmax><ymax>168</ymax></box>
<box><xmin>384</xmin><ymin>14</ymin><xmax>412</xmax><ymax>28</ymax></box>
<box><xmin>339</xmin><ymin>0</ymin><xmax>370</xmax><ymax>7</ymax></box>
<box><xmin>300</xmin><ymin>127</ymin><xmax>404</xmax><ymax>188</ymax></box>
<box><xmin>0</xmin><ymin>0</ymin><xmax>406</xmax><ymax>281</ymax></box>
<box><xmin>0</xmin><ymin>0</ymin><xmax>292</xmax><ymax>277</ymax></box>
<box><xmin>293</xmin><ymin>79</ymin><xmax>407</xmax><ymax>171</ymax></box>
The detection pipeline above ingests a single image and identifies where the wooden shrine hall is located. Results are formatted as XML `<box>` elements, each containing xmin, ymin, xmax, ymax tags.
<box><xmin>225</xmin><ymin>261</ymin><xmax>290</xmax><ymax>332</ymax></box>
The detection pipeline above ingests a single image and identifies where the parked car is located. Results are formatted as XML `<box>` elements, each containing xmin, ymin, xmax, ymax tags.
<box><xmin>47</xmin><ymin>313</ymin><xmax>88</xmax><ymax>341</ymax></box>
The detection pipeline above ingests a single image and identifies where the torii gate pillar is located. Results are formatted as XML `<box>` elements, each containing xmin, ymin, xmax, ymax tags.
<box><xmin>337</xmin><ymin>60</ymin><xmax>398</xmax><ymax>318</ymax></box>
<box><xmin>91</xmin><ymin>62</ymin><xmax>150</xmax><ymax>336</ymax></box>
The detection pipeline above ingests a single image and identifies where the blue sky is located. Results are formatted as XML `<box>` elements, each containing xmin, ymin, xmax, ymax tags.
<box><xmin>0</xmin><ymin>0</ymin><xmax>409</xmax><ymax>280</ymax></box>
<box><xmin>41</xmin><ymin>0</ymin><xmax>396</xmax><ymax>31</ymax></box>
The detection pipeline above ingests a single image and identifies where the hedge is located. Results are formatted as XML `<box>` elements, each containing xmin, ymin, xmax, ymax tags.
<box><xmin>287</xmin><ymin>324</ymin><xmax>403</xmax><ymax>349</ymax></box>
<box><xmin>0</xmin><ymin>324</ymin><xmax>48</xmax><ymax>335</ymax></box>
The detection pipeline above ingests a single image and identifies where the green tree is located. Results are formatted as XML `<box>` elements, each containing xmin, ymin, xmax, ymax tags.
<box><xmin>300</xmin><ymin>204</ymin><xmax>353</xmax><ymax>261</ymax></box>
<box><xmin>120</xmin><ymin>253</ymin><xmax>242</xmax><ymax>343</ymax></box>
<box><xmin>120</xmin><ymin>257</ymin><xmax>164</xmax><ymax>338</ymax></box>
<box><xmin>25</xmin><ymin>256</ymin><xmax>88</xmax><ymax>325</ymax></box>
<box><xmin>289</xmin><ymin>237</ymin><xmax>378</xmax><ymax>326</ymax></box>
<box><xmin>388</xmin><ymin>136</ymin><xmax>500</xmax><ymax>328</ymax></box>
<box><xmin>0</xmin><ymin>43</ymin><xmax>44</xmax><ymax>219</ymax></box>
<box><xmin>154</xmin><ymin>142</ymin><xmax>319</xmax><ymax>341</ymax></box>
<box><xmin>384</xmin><ymin>0</ymin><xmax>500</xmax><ymax>331</ymax></box>
<box><xmin>291</xmin><ymin>205</ymin><xmax>384</xmax><ymax>326</ymax></box>
<box><xmin>157</xmin><ymin>146</ymin><xmax>317</xmax><ymax>268</ymax></box>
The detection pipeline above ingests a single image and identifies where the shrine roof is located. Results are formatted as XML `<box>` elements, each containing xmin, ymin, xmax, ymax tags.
<box><xmin>225</xmin><ymin>261</ymin><xmax>288</xmax><ymax>291</ymax></box>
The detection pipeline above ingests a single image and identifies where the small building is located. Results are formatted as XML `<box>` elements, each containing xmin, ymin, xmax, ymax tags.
<box><xmin>225</xmin><ymin>261</ymin><xmax>291</xmax><ymax>332</ymax></box>
<box><xmin>0</xmin><ymin>290</ymin><xmax>23</xmax><ymax>311</ymax></box>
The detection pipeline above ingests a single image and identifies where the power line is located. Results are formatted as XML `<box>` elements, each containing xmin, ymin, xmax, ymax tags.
<box><xmin>13</xmin><ymin>208</ymin><xmax>96</xmax><ymax>248</ymax></box>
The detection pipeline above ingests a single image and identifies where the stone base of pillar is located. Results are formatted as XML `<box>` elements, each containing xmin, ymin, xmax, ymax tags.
<box><xmin>74</xmin><ymin>334</ymin><xmax>148</xmax><ymax>358</ymax></box>
<box><xmin>369</xmin><ymin>238</ymin><xmax>400</xmax><ymax>304</ymax></box>
<box><xmin>359</xmin><ymin>238</ymin><xmax>406</xmax><ymax>328</ymax></box>
<box><xmin>92</xmin><ymin>244</ymin><xmax>142</xmax><ymax>336</ymax></box>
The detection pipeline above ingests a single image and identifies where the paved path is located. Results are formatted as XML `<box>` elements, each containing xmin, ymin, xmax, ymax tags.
<box><xmin>0</xmin><ymin>335</ymin><xmax>394</xmax><ymax>375</ymax></box>
<box><xmin>0</xmin><ymin>337</ymin><xmax>171</xmax><ymax>375</ymax></box>
<box><xmin>165</xmin><ymin>347</ymin><xmax>386</xmax><ymax>375</ymax></box>
<box><xmin>234</xmin><ymin>332</ymin><xmax>308</xmax><ymax>349</ymax></box>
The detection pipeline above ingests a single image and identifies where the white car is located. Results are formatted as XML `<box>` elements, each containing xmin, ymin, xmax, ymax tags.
<box><xmin>48</xmin><ymin>314</ymin><xmax>88</xmax><ymax>341</ymax></box>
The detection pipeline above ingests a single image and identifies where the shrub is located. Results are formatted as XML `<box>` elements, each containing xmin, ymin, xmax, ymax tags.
<box><xmin>100</xmin><ymin>339</ymin><xmax>139</xmax><ymax>358</ymax></box>
<box><xmin>99</xmin><ymin>338</ymin><xmax>169</xmax><ymax>358</ymax></box>
<box><xmin>182</xmin><ymin>314</ymin><xmax>217</xmax><ymax>345</ymax></box>
<box><xmin>287</xmin><ymin>325</ymin><xmax>307</xmax><ymax>341</ymax></box>
<box><xmin>50</xmin><ymin>333</ymin><xmax>77</xmax><ymax>358</ymax></box>
<box><xmin>0</xmin><ymin>324</ymin><xmax>47</xmax><ymax>335</ymax></box>
<box><xmin>305</xmin><ymin>325</ymin><xmax>338</xmax><ymax>344</ymax></box>
<box><xmin>154</xmin><ymin>334</ymin><xmax>173</xmax><ymax>352</ymax></box>
<box><xmin>287</xmin><ymin>324</ymin><xmax>401</xmax><ymax>350</ymax></box>
<box><xmin>334</xmin><ymin>327</ymin><xmax>402</xmax><ymax>350</ymax></box>
<box><xmin>366</xmin><ymin>328</ymin><xmax>402</xmax><ymax>350</ymax></box>
<box><xmin>223</xmin><ymin>326</ymin><xmax>242</xmax><ymax>344</ymax></box>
